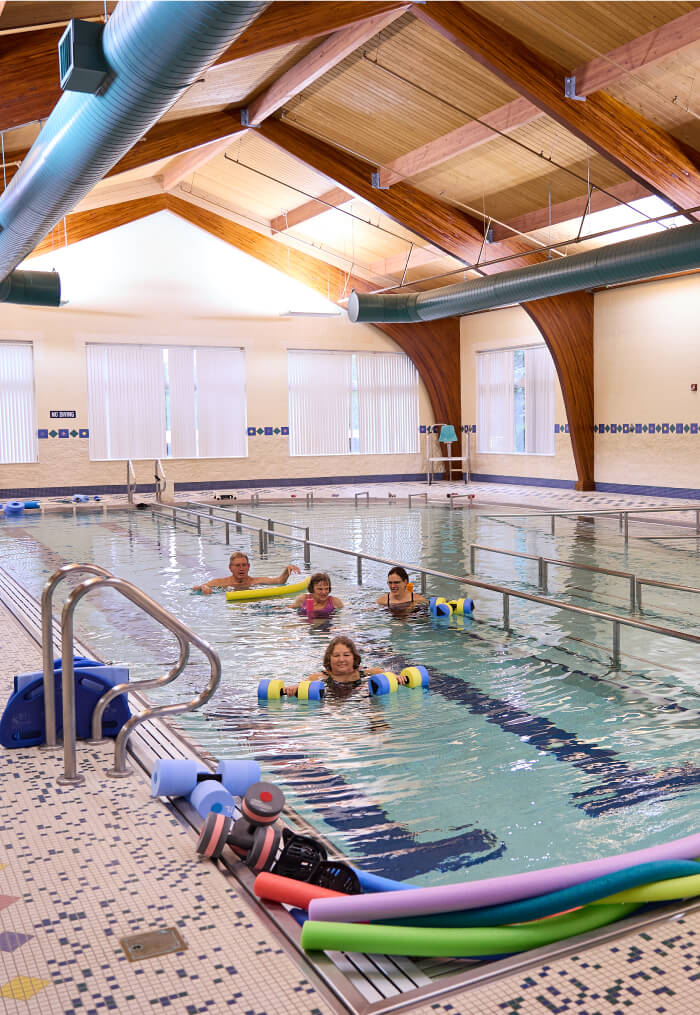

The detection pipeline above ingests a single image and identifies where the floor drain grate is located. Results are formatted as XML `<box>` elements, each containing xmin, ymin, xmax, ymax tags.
<box><xmin>120</xmin><ymin>927</ymin><xmax>187</xmax><ymax>962</ymax></box>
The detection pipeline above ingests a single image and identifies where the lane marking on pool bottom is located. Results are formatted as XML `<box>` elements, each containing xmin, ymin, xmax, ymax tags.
<box><xmin>382</xmin><ymin>649</ymin><xmax>700</xmax><ymax>817</ymax></box>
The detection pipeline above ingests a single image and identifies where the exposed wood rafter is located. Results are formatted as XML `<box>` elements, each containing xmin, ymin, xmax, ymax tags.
<box><xmin>246</xmin><ymin>7</ymin><xmax>408</xmax><ymax>126</ymax></box>
<box><xmin>413</xmin><ymin>2</ymin><xmax>700</xmax><ymax>210</ymax></box>
<box><xmin>270</xmin><ymin>187</ymin><xmax>351</xmax><ymax>234</ymax></box>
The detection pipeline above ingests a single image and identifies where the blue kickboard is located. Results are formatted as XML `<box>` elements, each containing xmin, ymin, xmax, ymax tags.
<box><xmin>13</xmin><ymin>656</ymin><xmax>105</xmax><ymax>694</ymax></box>
<box><xmin>1</xmin><ymin>664</ymin><xmax>131</xmax><ymax>749</ymax></box>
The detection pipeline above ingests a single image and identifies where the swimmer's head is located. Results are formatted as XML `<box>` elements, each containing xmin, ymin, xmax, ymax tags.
<box><xmin>323</xmin><ymin>635</ymin><xmax>361</xmax><ymax>674</ymax></box>
<box><xmin>229</xmin><ymin>552</ymin><xmax>250</xmax><ymax>578</ymax></box>
<box><xmin>387</xmin><ymin>565</ymin><xmax>409</xmax><ymax>588</ymax></box>
<box><xmin>309</xmin><ymin>571</ymin><xmax>331</xmax><ymax>593</ymax></box>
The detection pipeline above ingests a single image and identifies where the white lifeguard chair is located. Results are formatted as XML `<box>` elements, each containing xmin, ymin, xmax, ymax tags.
<box><xmin>426</xmin><ymin>423</ymin><xmax>469</xmax><ymax>485</ymax></box>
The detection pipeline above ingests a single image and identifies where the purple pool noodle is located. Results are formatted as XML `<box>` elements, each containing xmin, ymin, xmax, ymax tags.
<box><xmin>309</xmin><ymin>831</ymin><xmax>700</xmax><ymax>923</ymax></box>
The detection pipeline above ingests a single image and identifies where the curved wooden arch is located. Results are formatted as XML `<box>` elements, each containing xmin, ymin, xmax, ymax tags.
<box><xmin>523</xmin><ymin>291</ymin><xmax>595</xmax><ymax>491</ymax></box>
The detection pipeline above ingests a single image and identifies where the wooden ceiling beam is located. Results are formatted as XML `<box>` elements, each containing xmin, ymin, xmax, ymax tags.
<box><xmin>159</xmin><ymin>134</ymin><xmax>243</xmax><ymax>192</ymax></box>
<box><xmin>25</xmin><ymin>194</ymin><xmax>168</xmax><ymax>260</ymax></box>
<box><xmin>413</xmin><ymin>2</ymin><xmax>700</xmax><ymax>210</ymax></box>
<box><xmin>246</xmin><ymin>7</ymin><xmax>407</xmax><ymax>126</ymax></box>
<box><xmin>490</xmin><ymin>180</ymin><xmax>651</xmax><ymax>242</ymax></box>
<box><xmin>0</xmin><ymin>24</ymin><xmax>62</xmax><ymax>132</ymax></box>
<box><xmin>270</xmin><ymin>187</ymin><xmax>351</xmax><ymax>234</ymax></box>
<box><xmin>215</xmin><ymin>1</ymin><xmax>407</xmax><ymax>64</ymax></box>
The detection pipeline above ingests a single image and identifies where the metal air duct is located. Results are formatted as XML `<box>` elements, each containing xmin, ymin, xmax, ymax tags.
<box><xmin>0</xmin><ymin>0</ymin><xmax>267</xmax><ymax>285</ymax></box>
<box><xmin>348</xmin><ymin>222</ymin><xmax>700</xmax><ymax>323</ymax></box>
<box><xmin>0</xmin><ymin>270</ymin><xmax>61</xmax><ymax>306</ymax></box>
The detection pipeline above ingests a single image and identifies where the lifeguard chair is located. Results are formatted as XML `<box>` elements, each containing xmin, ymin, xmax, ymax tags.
<box><xmin>426</xmin><ymin>423</ymin><xmax>469</xmax><ymax>485</ymax></box>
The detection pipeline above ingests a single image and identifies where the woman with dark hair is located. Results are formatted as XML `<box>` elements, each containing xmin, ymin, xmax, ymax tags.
<box><xmin>284</xmin><ymin>635</ymin><xmax>405</xmax><ymax>696</ymax></box>
<box><xmin>376</xmin><ymin>566</ymin><xmax>427</xmax><ymax>611</ymax></box>
<box><xmin>291</xmin><ymin>571</ymin><xmax>343</xmax><ymax>619</ymax></box>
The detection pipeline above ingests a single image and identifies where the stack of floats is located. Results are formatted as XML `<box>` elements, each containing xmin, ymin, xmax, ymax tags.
<box><xmin>254</xmin><ymin>833</ymin><xmax>700</xmax><ymax>958</ymax></box>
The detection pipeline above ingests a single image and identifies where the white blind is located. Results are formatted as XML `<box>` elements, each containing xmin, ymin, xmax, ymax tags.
<box><xmin>196</xmin><ymin>347</ymin><xmax>247</xmax><ymax>458</ymax></box>
<box><xmin>0</xmin><ymin>342</ymin><xmax>37</xmax><ymax>464</ymax></box>
<box><xmin>524</xmin><ymin>346</ymin><xmax>555</xmax><ymax>454</ymax></box>
<box><xmin>87</xmin><ymin>345</ymin><xmax>166</xmax><ymax>460</ymax></box>
<box><xmin>86</xmin><ymin>343</ymin><xmax>247</xmax><ymax>461</ymax></box>
<box><xmin>356</xmin><ymin>352</ymin><xmax>418</xmax><ymax>454</ymax></box>
<box><xmin>288</xmin><ymin>350</ymin><xmax>352</xmax><ymax>455</ymax></box>
<box><xmin>478</xmin><ymin>349</ymin><xmax>514</xmax><ymax>453</ymax></box>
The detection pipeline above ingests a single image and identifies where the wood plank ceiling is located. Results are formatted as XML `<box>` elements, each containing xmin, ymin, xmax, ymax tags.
<box><xmin>2</xmin><ymin>0</ymin><xmax>699</xmax><ymax>489</ymax></box>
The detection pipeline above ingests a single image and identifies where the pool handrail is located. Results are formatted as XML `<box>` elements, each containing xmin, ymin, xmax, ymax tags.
<box><xmin>188</xmin><ymin>501</ymin><xmax>310</xmax><ymax>539</ymax></box>
<box><xmin>482</xmin><ymin>504</ymin><xmax>700</xmax><ymax>543</ymax></box>
<box><xmin>408</xmin><ymin>492</ymin><xmax>428</xmax><ymax>508</ymax></box>
<box><xmin>126</xmin><ymin>459</ymin><xmax>136</xmax><ymax>505</ymax></box>
<box><xmin>153</xmin><ymin>505</ymin><xmax>700</xmax><ymax>668</ymax></box>
<box><xmin>58</xmin><ymin>572</ymin><xmax>221</xmax><ymax>785</ymax></box>
<box><xmin>470</xmin><ymin>543</ymin><xmax>638</xmax><ymax>609</ymax></box>
<box><xmin>636</xmin><ymin>575</ymin><xmax>700</xmax><ymax>611</ymax></box>
<box><xmin>151</xmin><ymin>504</ymin><xmax>268</xmax><ymax>554</ymax></box>
<box><xmin>355</xmin><ymin>491</ymin><xmax>370</xmax><ymax>506</ymax></box>
<box><xmin>41</xmin><ymin>563</ymin><xmax>113</xmax><ymax>747</ymax></box>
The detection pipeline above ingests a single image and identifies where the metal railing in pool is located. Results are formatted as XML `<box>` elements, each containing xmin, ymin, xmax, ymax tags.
<box><xmin>408</xmin><ymin>492</ymin><xmax>427</xmax><ymax>508</ymax></box>
<box><xmin>41</xmin><ymin>564</ymin><xmax>221</xmax><ymax>786</ymax></box>
<box><xmin>470</xmin><ymin>543</ymin><xmax>639</xmax><ymax>609</ymax></box>
<box><xmin>355</xmin><ymin>491</ymin><xmax>369</xmax><ymax>506</ymax></box>
<box><xmin>636</xmin><ymin>576</ymin><xmax>700</xmax><ymax>611</ymax></box>
<box><xmin>151</xmin><ymin>504</ymin><xmax>269</xmax><ymax>554</ymax></box>
<box><xmin>126</xmin><ymin>459</ymin><xmax>136</xmax><ymax>505</ymax></box>
<box><xmin>483</xmin><ymin>504</ymin><xmax>700</xmax><ymax>544</ymax></box>
<box><xmin>189</xmin><ymin>502</ymin><xmax>310</xmax><ymax>550</ymax></box>
<box><xmin>150</xmin><ymin>505</ymin><xmax>700</xmax><ymax>668</ymax></box>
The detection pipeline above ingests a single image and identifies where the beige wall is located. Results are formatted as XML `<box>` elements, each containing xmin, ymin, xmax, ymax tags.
<box><xmin>0</xmin><ymin>304</ymin><xmax>433</xmax><ymax>493</ymax></box>
<box><xmin>460</xmin><ymin>305</ymin><xmax>577</xmax><ymax>485</ymax></box>
<box><xmin>594</xmin><ymin>274</ymin><xmax>700</xmax><ymax>492</ymax></box>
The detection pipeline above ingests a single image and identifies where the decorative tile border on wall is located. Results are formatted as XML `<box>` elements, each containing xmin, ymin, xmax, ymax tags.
<box><xmin>595</xmin><ymin>423</ymin><xmax>699</xmax><ymax>434</ymax></box>
<box><xmin>37</xmin><ymin>428</ymin><xmax>89</xmax><ymax>439</ymax></box>
<box><xmin>246</xmin><ymin>425</ymin><xmax>289</xmax><ymax>436</ymax></box>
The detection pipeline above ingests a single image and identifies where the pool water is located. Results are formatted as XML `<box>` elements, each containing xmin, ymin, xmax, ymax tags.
<box><xmin>1</xmin><ymin>502</ymin><xmax>699</xmax><ymax>886</ymax></box>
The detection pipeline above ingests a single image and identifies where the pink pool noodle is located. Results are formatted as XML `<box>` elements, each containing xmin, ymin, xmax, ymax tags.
<box><xmin>309</xmin><ymin>831</ymin><xmax>700</xmax><ymax>923</ymax></box>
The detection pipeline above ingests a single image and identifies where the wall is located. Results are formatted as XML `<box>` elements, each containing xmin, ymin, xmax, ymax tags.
<box><xmin>594</xmin><ymin>273</ymin><xmax>700</xmax><ymax>495</ymax></box>
<box><xmin>460</xmin><ymin>305</ymin><xmax>577</xmax><ymax>487</ymax></box>
<box><xmin>0</xmin><ymin>305</ymin><xmax>433</xmax><ymax>495</ymax></box>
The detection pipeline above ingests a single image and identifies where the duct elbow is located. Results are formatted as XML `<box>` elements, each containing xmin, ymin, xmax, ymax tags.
<box><xmin>0</xmin><ymin>270</ymin><xmax>61</xmax><ymax>307</ymax></box>
<box><xmin>348</xmin><ymin>290</ymin><xmax>422</xmax><ymax>323</ymax></box>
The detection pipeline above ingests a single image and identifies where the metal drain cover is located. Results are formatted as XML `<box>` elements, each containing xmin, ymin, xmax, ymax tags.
<box><xmin>120</xmin><ymin>927</ymin><xmax>187</xmax><ymax>961</ymax></box>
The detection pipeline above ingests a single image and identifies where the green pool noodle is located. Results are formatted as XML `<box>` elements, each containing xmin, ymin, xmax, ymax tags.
<box><xmin>599</xmin><ymin>873</ymin><xmax>700</xmax><ymax>905</ymax></box>
<box><xmin>301</xmin><ymin>902</ymin><xmax>638</xmax><ymax>957</ymax></box>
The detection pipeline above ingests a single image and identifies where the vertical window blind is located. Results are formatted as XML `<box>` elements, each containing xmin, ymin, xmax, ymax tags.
<box><xmin>477</xmin><ymin>345</ymin><xmax>555</xmax><ymax>455</ymax></box>
<box><xmin>0</xmin><ymin>342</ymin><xmax>37</xmax><ymax>464</ymax></box>
<box><xmin>288</xmin><ymin>349</ymin><xmax>419</xmax><ymax>456</ymax></box>
<box><xmin>86</xmin><ymin>343</ymin><xmax>247</xmax><ymax>460</ymax></box>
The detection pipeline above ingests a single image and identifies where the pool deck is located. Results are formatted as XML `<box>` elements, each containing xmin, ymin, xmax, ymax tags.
<box><xmin>1</xmin><ymin>480</ymin><xmax>699</xmax><ymax>1014</ymax></box>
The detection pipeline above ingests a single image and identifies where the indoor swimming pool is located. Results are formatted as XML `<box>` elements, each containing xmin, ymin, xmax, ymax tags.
<box><xmin>1</xmin><ymin>501</ymin><xmax>698</xmax><ymax>889</ymax></box>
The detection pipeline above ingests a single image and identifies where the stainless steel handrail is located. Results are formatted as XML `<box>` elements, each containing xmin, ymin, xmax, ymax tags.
<box><xmin>449</xmin><ymin>492</ymin><xmax>476</xmax><ymax>510</ymax></box>
<box><xmin>636</xmin><ymin>576</ymin><xmax>700</xmax><ymax>611</ymax></box>
<box><xmin>191</xmin><ymin>502</ymin><xmax>310</xmax><ymax>534</ymax></box>
<box><xmin>355</xmin><ymin>491</ymin><xmax>369</xmax><ymax>506</ymax></box>
<box><xmin>151</xmin><ymin>504</ymin><xmax>268</xmax><ymax>554</ymax></box>
<box><xmin>58</xmin><ymin>574</ymin><xmax>220</xmax><ymax>784</ymax></box>
<box><xmin>470</xmin><ymin>543</ymin><xmax>638</xmax><ymax>609</ymax></box>
<box><xmin>193</xmin><ymin>502</ymin><xmax>311</xmax><ymax>561</ymax></box>
<box><xmin>154</xmin><ymin>459</ymin><xmax>167</xmax><ymax>504</ymax></box>
<box><xmin>408</xmin><ymin>492</ymin><xmax>428</xmax><ymax>508</ymax></box>
<box><xmin>126</xmin><ymin>459</ymin><xmax>136</xmax><ymax>505</ymax></box>
<box><xmin>483</xmin><ymin>504</ymin><xmax>700</xmax><ymax>543</ymax></box>
<box><xmin>41</xmin><ymin>563</ymin><xmax>112</xmax><ymax>747</ymax></box>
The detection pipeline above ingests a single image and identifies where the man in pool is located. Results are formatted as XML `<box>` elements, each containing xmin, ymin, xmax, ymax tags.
<box><xmin>192</xmin><ymin>551</ymin><xmax>301</xmax><ymax>595</ymax></box>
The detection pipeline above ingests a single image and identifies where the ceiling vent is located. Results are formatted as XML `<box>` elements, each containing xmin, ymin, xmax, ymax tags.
<box><xmin>58</xmin><ymin>19</ymin><xmax>109</xmax><ymax>93</ymax></box>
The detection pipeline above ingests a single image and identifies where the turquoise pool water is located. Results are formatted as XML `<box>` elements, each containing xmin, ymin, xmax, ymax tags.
<box><xmin>1</xmin><ymin>502</ymin><xmax>698</xmax><ymax>886</ymax></box>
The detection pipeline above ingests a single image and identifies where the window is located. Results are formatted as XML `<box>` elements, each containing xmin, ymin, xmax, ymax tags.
<box><xmin>86</xmin><ymin>343</ymin><xmax>246</xmax><ymax>460</ymax></box>
<box><xmin>288</xmin><ymin>349</ymin><xmax>419</xmax><ymax>456</ymax></box>
<box><xmin>477</xmin><ymin>345</ymin><xmax>554</xmax><ymax>455</ymax></box>
<box><xmin>0</xmin><ymin>342</ymin><xmax>37</xmax><ymax>464</ymax></box>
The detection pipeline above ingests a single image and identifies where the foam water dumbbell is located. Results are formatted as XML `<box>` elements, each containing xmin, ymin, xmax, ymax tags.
<box><xmin>258</xmin><ymin>679</ymin><xmax>325</xmax><ymax>701</ymax></box>
<box><xmin>240</xmin><ymin>781</ymin><xmax>285</xmax><ymax>825</ymax></box>
<box><xmin>429</xmin><ymin>596</ymin><xmax>452</xmax><ymax>617</ymax></box>
<box><xmin>368</xmin><ymin>671</ymin><xmax>400</xmax><ymax>695</ymax></box>
<box><xmin>400</xmin><ymin>665</ymin><xmax>430</xmax><ymax>688</ymax></box>
<box><xmin>447</xmin><ymin>597</ymin><xmax>474</xmax><ymax>615</ymax></box>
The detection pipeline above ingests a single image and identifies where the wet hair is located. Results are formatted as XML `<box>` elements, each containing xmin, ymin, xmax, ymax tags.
<box><xmin>309</xmin><ymin>571</ymin><xmax>332</xmax><ymax>593</ymax></box>
<box><xmin>388</xmin><ymin>566</ymin><xmax>409</xmax><ymax>583</ymax></box>
<box><xmin>323</xmin><ymin>636</ymin><xmax>361</xmax><ymax>674</ymax></box>
<box><xmin>229</xmin><ymin>552</ymin><xmax>250</xmax><ymax>566</ymax></box>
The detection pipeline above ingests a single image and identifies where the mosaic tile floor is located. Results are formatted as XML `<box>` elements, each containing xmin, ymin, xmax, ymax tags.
<box><xmin>2</xmin><ymin>479</ymin><xmax>699</xmax><ymax>1013</ymax></box>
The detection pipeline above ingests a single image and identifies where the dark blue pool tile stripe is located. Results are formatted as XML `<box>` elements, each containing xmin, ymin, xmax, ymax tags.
<box><xmin>384</xmin><ymin>650</ymin><xmax>700</xmax><ymax>817</ymax></box>
<box><xmin>258</xmin><ymin>752</ymin><xmax>505</xmax><ymax>880</ymax></box>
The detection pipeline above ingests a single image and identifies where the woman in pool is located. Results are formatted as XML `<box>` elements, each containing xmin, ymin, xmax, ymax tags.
<box><xmin>376</xmin><ymin>566</ymin><xmax>427</xmax><ymax>612</ymax></box>
<box><xmin>285</xmin><ymin>636</ymin><xmax>407</xmax><ymax>696</ymax></box>
<box><xmin>192</xmin><ymin>551</ymin><xmax>301</xmax><ymax>595</ymax></box>
<box><xmin>291</xmin><ymin>571</ymin><xmax>343</xmax><ymax>620</ymax></box>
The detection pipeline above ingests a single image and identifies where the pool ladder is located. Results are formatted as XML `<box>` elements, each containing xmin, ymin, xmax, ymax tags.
<box><xmin>41</xmin><ymin>563</ymin><xmax>221</xmax><ymax>787</ymax></box>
